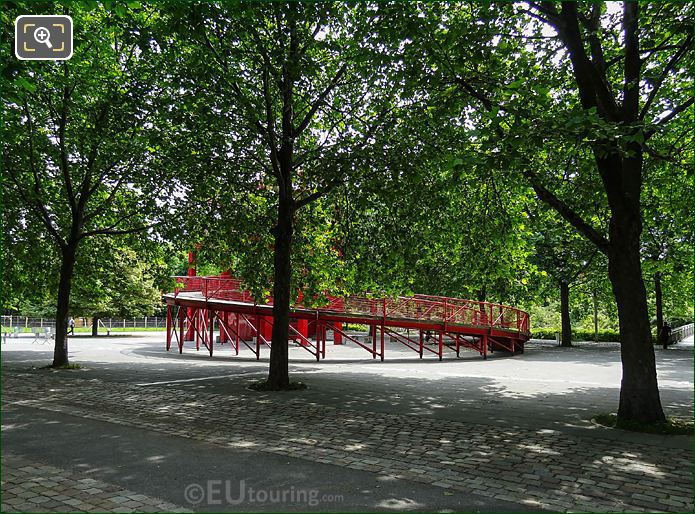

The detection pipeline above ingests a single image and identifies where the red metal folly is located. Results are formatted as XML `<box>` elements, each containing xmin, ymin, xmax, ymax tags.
<box><xmin>163</xmin><ymin>275</ymin><xmax>530</xmax><ymax>362</ymax></box>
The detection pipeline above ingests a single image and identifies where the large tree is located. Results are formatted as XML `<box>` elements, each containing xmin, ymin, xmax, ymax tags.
<box><xmin>406</xmin><ymin>2</ymin><xmax>691</xmax><ymax>422</ymax></box>
<box><xmin>2</xmin><ymin>4</ymin><xmax>174</xmax><ymax>366</ymax></box>
<box><xmin>640</xmin><ymin>110</ymin><xmax>693</xmax><ymax>340</ymax></box>
<box><xmin>170</xmin><ymin>3</ymin><xmax>398</xmax><ymax>388</ymax></box>
<box><xmin>529</xmin><ymin>209</ymin><xmax>597</xmax><ymax>347</ymax></box>
<box><xmin>515</xmin><ymin>2</ymin><xmax>692</xmax><ymax>422</ymax></box>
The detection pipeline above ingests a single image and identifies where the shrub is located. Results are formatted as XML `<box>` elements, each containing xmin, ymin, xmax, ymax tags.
<box><xmin>531</xmin><ymin>328</ymin><xmax>620</xmax><ymax>342</ymax></box>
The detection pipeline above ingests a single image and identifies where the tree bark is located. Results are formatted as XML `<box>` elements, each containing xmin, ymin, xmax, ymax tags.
<box><xmin>518</xmin><ymin>1</ymin><xmax>666</xmax><ymax>424</ymax></box>
<box><xmin>264</xmin><ymin>9</ymin><xmax>299</xmax><ymax>389</ymax></box>
<box><xmin>592</xmin><ymin>289</ymin><xmax>598</xmax><ymax>342</ymax></box>
<box><xmin>654</xmin><ymin>272</ymin><xmax>663</xmax><ymax>343</ymax></box>
<box><xmin>608</xmin><ymin>209</ymin><xmax>666</xmax><ymax>423</ymax></box>
<box><xmin>266</xmin><ymin>131</ymin><xmax>294</xmax><ymax>389</ymax></box>
<box><xmin>266</xmin><ymin>194</ymin><xmax>293</xmax><ymax>389</ymax></box>
<box><xmin>559</xmin><ymin>281</ymin><xmax>572</xmax><ymax>347</ymax></box>
<box><xmin>92</xmin><ymin>317</ymin><xmax>99</xmax><ymax>337</ymax></box>
<box><xmin>477</xmin><ymin>287</ymin><xmax>487</xmax><ymax>320</ymax></box>
<box><xmin>53</xmin><ymin>244</ymin><xmax>77</xmax><ymax>367</ymax></box>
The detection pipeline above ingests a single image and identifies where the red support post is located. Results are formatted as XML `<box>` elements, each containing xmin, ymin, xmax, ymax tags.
<box><xmin>482</xmin><ymin>334</ymin><xmax>488</xmax><ymax>360</ymax></box>
<box><xmin>262</xmin><ymin>315</ymin><xmax>273</xmax><ymax>341</ymax></box>
<box><xmin>220</xmin><ymin>311</ymin><xmax>228</xmax><ymax>344</ymax></box>
<box><xmin>380</xmin><ymin>323</ymin><xmax>385</xmax><ymax>362</ymax></box>
<box><xmin>178</xmin><ymin>305</ymin><xmax>184</xmax><ymax>354</ymax></box>
<box><xmin>419</xmin><ymin>330</ymin><xmax>424</xmax><ymax>359</ymax></box>
<box><xmin>166</xmin><ymin>304</ymin><xmax>172</xmax><ymax>351</ymax></box>
<box><xmin>255</xmin><ymin>315</ymin><xmax>261</xmax><ymax>360</ymax></box>
<box><xmin>208</xmin><ymin>309</ymin><xmax>214</xmax><ymax>357</ymax></box>
<box><xmin>316</xmin><ymin>323</ymin><xmax>322</xmax><ymax>362</ymax></box>
<box><xmin>438</xmin><ymin>331</ymin><xmax>443</xmax><ymax>361</ymax></box>
<box><xmin>195</xmin><ymin>309</ymin><xmax>201</xmax><ymax>351</ymax></box>
<box><xmin>333</xmin><ymin>322</ymin><xmax>343</xmax><ymax>345</ymax></box>
<box><xmin>298</xmin><ymin>319</ymin><xmax>309</xmax><ymax>340</ymax></box>
<box><xmin>456</xmin><ymin>334</ymin><xmax>460</xmax><ymax>357</ymax></box>
<box><xmin>235</xmin><ymin>313</ymin><xmax>240</xmax><ymax>355</ymax></box>
<box><xmin>371</xmin><ymin>325</ymin><xmax>377</xmax><ymax>359</ymax></box>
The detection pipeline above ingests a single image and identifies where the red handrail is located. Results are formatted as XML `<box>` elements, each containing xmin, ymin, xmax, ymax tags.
<box><xmin>171</xmin><ymin>275</ymin><xmax>530</xmax><ymax>335</ymax></box>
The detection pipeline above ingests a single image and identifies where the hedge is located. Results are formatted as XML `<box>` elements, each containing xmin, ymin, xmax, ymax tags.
<box><xmin>531</xmin><ymin>328</ymin><xmax>621</xmax><ymax>342</ymax></box>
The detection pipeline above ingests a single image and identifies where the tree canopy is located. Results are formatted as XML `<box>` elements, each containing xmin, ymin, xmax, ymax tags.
<box><xmin>2</xmin><ymin>1</ymin><xmax>691</xmax><ymax>423</ymax></box>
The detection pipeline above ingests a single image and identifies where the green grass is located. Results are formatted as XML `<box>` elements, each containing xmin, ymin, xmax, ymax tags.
<box><xmin>248</xmin><ymin>380</ymin><xmax>307</xmax><ymax>391</ymax></box>
<box><xmin>55</xmin><ymin>363</ymin><xmax>82</xmax><ymax>369</ymax></box>
<box><xmin>40</xmin><ymin>363</ymin><xmax>83</xmax><ymax>370</ymax></box>
<box><xmin>593</xmin><ymin>413</ymin><xmax>693</xmax><ymax>435</ymax></box>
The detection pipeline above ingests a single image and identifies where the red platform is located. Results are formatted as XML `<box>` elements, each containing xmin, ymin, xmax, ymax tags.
<box><xmin>163</xmin><ymin>275</ymin><xmax>530</xmax><ymax>361</ymax></box>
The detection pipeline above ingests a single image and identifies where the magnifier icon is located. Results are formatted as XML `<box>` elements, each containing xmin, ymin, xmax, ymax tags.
<box><xmin>34</xmin><ymin>26</ymin><xmax>53</xmax><ymax>48</ymax></box>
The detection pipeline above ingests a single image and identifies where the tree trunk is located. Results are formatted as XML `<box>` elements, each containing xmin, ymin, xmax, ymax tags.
<box><xmin>608</xmin><ymin>214</ymin><xmax>666</xmax><ymax>423</ymax></box>
<box><xmin>92</xmin><ymin>317</ymin><xmax>99</xmax><ymax>337</ymax></box>
<box><xmin>477</xmin><ymin>287</ymin><xmax>487</xmax><ymax>321</ymax></box>
<box><xmin>266</xmin><ymin>195</ymin><xmax>293</xmax><ymax>389</ymax></box>
<box><xmin>654</xmin><ymin>272</ymin><xmax>663</xmax><ymax>344</ymax></box>
<box><xmin>53</xmin><ymin>244</ymin><xmax>77</xmax><ymax>367</ymax></box>
<box><xmin>560</xmin><ymin>281</ymin><xmax>571</xmax><ymax>347</ymax></box>
<box><xmin>592</xmin><ymin>289</ymin><xmax>598</xmax><ymax>342</ymax></box>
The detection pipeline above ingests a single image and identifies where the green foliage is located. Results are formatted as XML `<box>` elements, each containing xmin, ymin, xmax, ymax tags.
<box><xmin>1</xmin><ymin>2</ymin><xmax>691</xmax><ymax>380</ymax></box>
<box><xmin>594</xmin><ymin>413</ymin><xmax>693</xmax><ymax>436</ymax></box>
<box><xmin>531</xmin><ymin>328</ymin><xmax>620</xmax><ymax>343</ymax></box>
<box><xmin>2</xmin><ymin>3</ymin><xmax>186</xmax><ymax>333</ymax></box>
<box><xmin>71</xmin><ymin>245</ymin><xmax>162</xmax><ymax>318</ymax></box>
<box><xmin>160</xmin><ymin>2</ymin><xmax>408</xmax><ymax>306</ymax></box>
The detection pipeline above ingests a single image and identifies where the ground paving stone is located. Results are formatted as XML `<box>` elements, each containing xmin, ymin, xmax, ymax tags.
<box><xmin>1</xmin><ymin>453</ymin><xmax>190</xmax><ymax>513</ymax></box>
<box><xmin>2</xmin><ymin>368</ymin><xmax>692</xmax><ymax>513</ymax></box>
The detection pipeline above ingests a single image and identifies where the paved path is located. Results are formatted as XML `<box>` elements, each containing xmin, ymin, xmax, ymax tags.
<box><xmin>1</xmin><ymin>334</ymin><xmax>692</xmax><ymax>512</ymax></box>
<box><xmin>1</xmin><ymin>453</ymin><xmax>189</xmax><ymax>513</ymax></box>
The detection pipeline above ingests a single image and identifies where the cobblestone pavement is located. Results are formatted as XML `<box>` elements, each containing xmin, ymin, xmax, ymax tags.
<box><xmin>2</xmin><ymin>369</ymin><xmax>692</xmax><ymax>513</ymax></box>
<box><xmin>1</xmin><ymin>453</ymin><xmax>189</xmax><ymax>513</ymax></box>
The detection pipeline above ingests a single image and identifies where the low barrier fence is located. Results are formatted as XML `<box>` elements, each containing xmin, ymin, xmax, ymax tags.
<box><xmin>671</xmin><ymin>323</ymin><xmax>694</xmax><ymax>344</ymax></box>
<box><xmin>1</xmin><ymin>316</ymin><xmax>167</xmax><ymax>331</ymax></box>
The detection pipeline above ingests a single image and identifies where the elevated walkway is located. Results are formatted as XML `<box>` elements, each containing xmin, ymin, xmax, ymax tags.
<box><xmin>163</xmin><ymin>276</ymin><xmax>530</xmax><ymax>361</ymax></box>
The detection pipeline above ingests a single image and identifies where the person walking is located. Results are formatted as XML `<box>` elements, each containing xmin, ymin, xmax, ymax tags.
<box><xmin>660</xmin><ymin>321</ymin><xmax>671</xmax><ymax>350</ymax></box>
<box><xmin>67</xmin><ymin>317</ymin><xmax>75</xmax><ymax>336</ymax></box>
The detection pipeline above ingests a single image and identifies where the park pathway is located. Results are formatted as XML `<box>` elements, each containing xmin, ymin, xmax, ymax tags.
<box><xmin>1</xmin><ymin>453</ymin><xmax>189</xmax><ymax>513</ymax></box>
<box><xmin>2</xmin><ymin>363</ymin><xmax>692</xmax><ymax>513</ymax></box>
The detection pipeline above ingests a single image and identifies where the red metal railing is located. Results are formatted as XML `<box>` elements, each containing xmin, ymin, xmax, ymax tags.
<box><xmin>171</xmin><ymin>275</ymin><xmax>530</xmax><ymax>335</ymax></box>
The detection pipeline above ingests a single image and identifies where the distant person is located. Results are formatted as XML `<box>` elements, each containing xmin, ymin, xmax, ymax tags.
<box><xmin>68</xmin><ymin>317</ymin><xmax>75</xmax><ymax>336</ymax></box>
<box><xmin>660</xmin><ymin>321</ymin><xmax>671</xmax><ymax>350</ymax></box>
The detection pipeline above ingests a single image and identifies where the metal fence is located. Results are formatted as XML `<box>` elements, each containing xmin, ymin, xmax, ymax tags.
<box><xmin>671</xmin><ymin>323</ymin><xmax>694</xmax><ymax>343</ymax></box>
<box><xmin>1</xmin><ymin>316</ymin><xmax>167</xmax><ymax>330</ymax></box>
